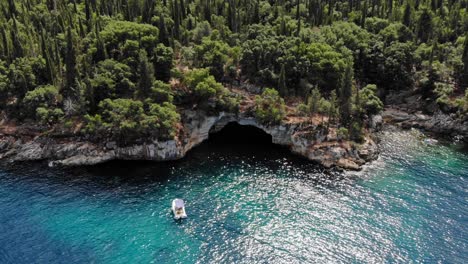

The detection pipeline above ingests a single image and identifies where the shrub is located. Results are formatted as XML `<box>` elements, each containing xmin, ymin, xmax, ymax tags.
<box><xmin>350</xmin><ymin>122</ymin><xmax>364</xmax><ymax>142</ymax></box>
<box><xmin>23</xmin><ymin>85</ymin><xmax>60</xmax><ymax>118</ymax></box>
<box><xmin>36</xmin><ymin>107</ymin><xmax>64</xmax><ymax>125</ymax></box>
<box><xmin>183</xmin><ymin>68</ymin><xmax>239</xmax><ymax>111</ymax></box>
<box><xmin>84</xmin><ymin>98</ymin><xmax>180</xmax><ymax>141</ymax></box>
<box><xmin>337</xmin><ymin>127</ymin><xmax>349</xmax><ymax>140</ymax></box>
<box><xmin>254</xmin><ymin>88</ymin><xmax>286</xmax><ymax>124</ymax></box>
<box><xmin>359</xmin><ymin>84</ymin><xmax>384</xmax><ymax>115</ymax></box>
<box><xmin>297</xmin><ymin>103</ymin><xmax>309</xmax><ymax>115</ymax></box>
<box><xmin>151</xmin><ymin>80</ymin><xmax>173</xmax><ymax>104</ymax></box>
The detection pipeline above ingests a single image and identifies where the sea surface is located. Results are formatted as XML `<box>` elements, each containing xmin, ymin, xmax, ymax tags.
<box><xmin>0</xmin><ymin>126</ymin><xmax>467</xmax><ymax>263</ymax></box>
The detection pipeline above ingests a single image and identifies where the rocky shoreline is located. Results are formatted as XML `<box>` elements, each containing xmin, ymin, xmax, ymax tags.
<box><xmin>1</xmin><ymin>104</ymin><xmax>466</xmax><ymax>170</ymax></box>
<box><xmin>381</xmin><ymin>108</ymin><xmax>468</xmax><ymax>143</ymax></box>
<box><xmin>0</xmin><ymin>110</ymin><xmax>379</xmax><ymax>170</ymax></box>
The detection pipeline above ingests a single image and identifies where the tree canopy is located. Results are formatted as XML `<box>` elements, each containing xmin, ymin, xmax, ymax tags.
<box><xmin>0</xmin><ymin>0</ymin><xmax>467</xmax><ymax>142</ymax></box>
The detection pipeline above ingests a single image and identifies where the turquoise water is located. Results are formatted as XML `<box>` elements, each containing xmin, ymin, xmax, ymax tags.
<box><xmin>0</xmin><ymin>128</ymin><xmax>467</xmax><ymax>263</ymax></box>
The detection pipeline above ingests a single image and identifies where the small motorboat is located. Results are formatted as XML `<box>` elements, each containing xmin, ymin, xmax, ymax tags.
<box><xmin>423</xmin><ymin>138</ymin><xmax>438</xmax><ymax>145</ymax></box>
<box><xmin>172</xmin><ymin>199</ymin><xmax>187</xmax><ymax>220</ymax></box>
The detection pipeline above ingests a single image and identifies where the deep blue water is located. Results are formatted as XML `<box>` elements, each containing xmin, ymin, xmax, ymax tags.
<box><xmin>0</xmin><ymin>128</ymin><xmax>467</xmax><ymax>263</ymax></box>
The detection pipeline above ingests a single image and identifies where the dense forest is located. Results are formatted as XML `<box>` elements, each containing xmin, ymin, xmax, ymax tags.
<box><xmin>0</xmin><ymin>0</ymin><xmax>467</xmax><ymax>143</ymax></box>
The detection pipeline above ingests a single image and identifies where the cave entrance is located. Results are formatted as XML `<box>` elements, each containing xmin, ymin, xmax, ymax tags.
<box><xmin>208</xmin><ymin>122</ymin><xmax>273</xmax><ymax>146</ymax></box>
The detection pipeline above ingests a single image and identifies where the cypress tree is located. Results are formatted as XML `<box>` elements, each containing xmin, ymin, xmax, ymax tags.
<box><xmin>296</xmin><ymin>0</ymin><xmax>301</xmax><ymax>36</ymax></box>
<box><xmin>11</xmin><ymin>18</ymin><xmax>23</xmax><ymax>59</ymax></box>
<box><xmin>158</xmin><ymin>15</ymin><xmax>169</xmax><ymax>46</ymax></box>
<box><xmin>278</xmin><ymin>64</ymin><xmax>288</xmax><ymax>97</ymax></box>
<box><xmin>173</xmin><ymin>0</ymin><xmax>181</xmax><ymax>40</ymax></box>
<box><xmin>361</xmin><ymin>0</ymin><xmax>367</xmax><ymax>27</ymax></box>
<box><xmin>64</xmin><ymin>27</ymin><xmax>78</xmax><ymax>103</ymax></box>
<box><xmin>179</xmin><ymin>0</ymin><xmax>186</xmax><ymax>19</ymax></box>
<box><xmin>85</xmin><ymin>0</ymin><xmax>91</xmax><ymax>25</ymax></box>
<box><xmin>340</xmin><ymin>63</ymin><xmax>353</xmax><ymax>125</ymax></box>
<box><xmin>417</xmin><ymin>8</ymin><xmax>433</xmax><ymax>43</ymax></box>
<box><xmin>228</xmin><ymin>0</ymin><xmax>237</xmax><ymax>32</ymax></box>
<box><xmin>0</xmin><ymin>26</ymin><xmax>9</xmax><ymax>61</ymax></box>
<box><xmin>138</xmin><ymin>50</ymin><xmax>154</xmax><ymax>98</ymax></box>
<box><xmin>403</xmin><ymin>2</ymin><xmax>412</xmax><ymax>27</ymax></box>
<box><xmin>41</xmin><ymin>31</ymin><xmax>54</xmax><ymax>84</ymax></box>
<box><xmin>142</xmin><ymin>0</ymin><xmax>155</xmax><ymax>23</ymax></box>
<box><xmin>7</xmin><ymin>0</ymin><xmax>17</xmax><ymax>17</ymax></box>
<box><xmin>462</xmin><ymin>34</ymin><xmax>468</xmax><ymax>91</ymax></box>
<box><xmin>94</xmin><ymin>20</ymin><xmax>106</xmax><ymax>62</ymax></box>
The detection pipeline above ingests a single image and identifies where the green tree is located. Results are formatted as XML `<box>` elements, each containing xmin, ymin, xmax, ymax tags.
<box><xmin>462</xmin><ymin>35</ymin><xmax>468</xmax><ymax>91</ymax></box>
<box><xmin>417</xmin><ymin>8</ymin><xmax>433</xmax><ymax>43</ymax></box>
<box><xmin>403</xmin><ymin>3</ymin><xmax>412</xmax><ymax>27</ymax></box>
<box><xmin>308</xmin><ymin>87</ymin><xmax>322</xmax><ymax>115</ymax></box>
<box><xmin>340</xmin><ymin>63</ymin><xmax>353</xmax><ymax>125</ymax></box>
<box><xmin>359</xmin><ymin>84</ymin><xmax>383</xmax><ymax>115</ymax></box>
<box><xmin>153</xmin><ymin>44</ymin><xmax>173</xmax><ymax>82</ymax></box>
<box><xmin>137</xmin><ymin>50</ymin><xmax>155</xmax><ymax>98</ymax></box>
<box><xmin>64</xmin><ymin>27</ymin><xmax>79</xmax><ymax>110</ymax></box>
<box><xmin>254</xmin><ymin>88</ymin><xmax>286</xmax><ymax>124</ymax></box>
<box><xmin>278</xmin><ymin>64</ymin><xmax>287</xmax><ymax>97</ymax></box>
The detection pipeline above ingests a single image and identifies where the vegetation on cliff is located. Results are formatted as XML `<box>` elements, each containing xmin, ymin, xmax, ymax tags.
<box><xmin>0</xmin><ymin>0</ymin><xmax>467</xmax><ymax>143</ymax></box>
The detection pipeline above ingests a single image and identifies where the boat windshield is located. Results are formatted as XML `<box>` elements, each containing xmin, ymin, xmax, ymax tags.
<box><xmin>174</xmin><ymin>199</ymin><xmax>185</xmax><ymax>209</ymax></box>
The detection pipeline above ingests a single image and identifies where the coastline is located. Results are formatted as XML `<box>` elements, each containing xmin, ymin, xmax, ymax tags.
<box><xmin>0</xmin><ymin>109</ymin><xmax>379</xmax><ymax>171</ymax></box>
<box><xmin>1</xmin><ymin>105</ymin><xmax>466</xmax><ymax>171</ymax></box>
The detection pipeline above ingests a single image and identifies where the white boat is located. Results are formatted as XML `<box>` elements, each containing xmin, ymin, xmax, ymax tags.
<box><xmin>172</xmin><ymin>199</ymin><xmax>187</xmax><ymax>220</ymax></box>
<box><xmin>423</xmin><ymin>138</ymin><xmax>438</xmax><ymax>145</ymax></box>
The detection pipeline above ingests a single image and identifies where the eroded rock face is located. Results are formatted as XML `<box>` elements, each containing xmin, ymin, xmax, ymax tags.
<box><xmin>0</xmin><ymin>111</ymin><xmax>379</xmax><ymax>170</ymax></box>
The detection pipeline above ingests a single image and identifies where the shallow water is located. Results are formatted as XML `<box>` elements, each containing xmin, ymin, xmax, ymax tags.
<box><xmin>0</xmin><ymin>128</ymin><xmax>467</xmax><ymax>263</ymax></box>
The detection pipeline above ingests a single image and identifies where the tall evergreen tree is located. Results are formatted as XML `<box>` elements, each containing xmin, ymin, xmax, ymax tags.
<box><xmin>64</xmin><ymin>27</ymin><xmax>78</xmax><ymax>103</ymax></box>
<box><xmin>340</xmin><ymin>64</ymin><xmax>353</xmax><ymax>125</ymax></box>
<box><xmin>0</xmin><ymin>26</ymin><xmax>9</xmax><ymax>61</ymax></box>
<box><xmin>296</xmin><ymin>0</ymin><xmax>301</xmax><ymax>36</ymax></box>
<box><xmin>403</xmin><ymin>2</ymin><xmax>412</xmax><ymax>27</ymax></box>
<box><xmin>40</xmin><ymin>31</ymin><xmax>54</xmax><ymax>84</ymax></box>
<box><xmin>158</xmin><ymin>14</ymin><xmax>169</xmax><ymax>46</ymax></box>
<box><xmin>138</xmin><ymin>50</ymin><xmax>154</xmax><ymax>98</ymax></box>
<box><xmin>462</xmin><ymin>34</ymin><xmax>468</xmax><ymax>91</ymax></box>
<box><xmin>417</xmin><ymin>8</ymin><xmax>433</xmax><ymax>43</ymax></box>
<box><xmin>11</xmin><ymin>18</ymin><xmax>23</xmax><ymax>58</ymax></box>
<box><xmin>278</xmin><ymin>64</ymin><xmax>287</xmax><ymax>97</ymax></box>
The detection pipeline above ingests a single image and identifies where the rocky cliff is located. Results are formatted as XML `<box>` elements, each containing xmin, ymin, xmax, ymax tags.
<box><xmin>0</xmin><ymin>110</ymin><xmax>379</xmax><ymax>170</ymax></box>
<box><xmin>382</xmin><ymin>108</ymin><xmax>468</xmax><ymax>143</ymax></box>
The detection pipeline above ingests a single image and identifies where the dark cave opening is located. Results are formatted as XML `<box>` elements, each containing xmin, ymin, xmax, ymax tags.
<box><xmin>207</xmin><ymin>122</ymin><xmax>273</xmax><ymax>146</ymax></box>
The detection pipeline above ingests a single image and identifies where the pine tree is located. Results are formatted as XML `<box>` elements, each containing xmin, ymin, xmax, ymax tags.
<box><xmin>278</xmin><ymin>64</ymin><xmax>287</xmax><ymax>97</ymax></box>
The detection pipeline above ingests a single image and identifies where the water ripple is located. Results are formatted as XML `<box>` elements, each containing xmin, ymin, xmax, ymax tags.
<box><xmin>0</xmin><ymin>130</ymin><xmax>467</xmax><ymax>263</ymax></box>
